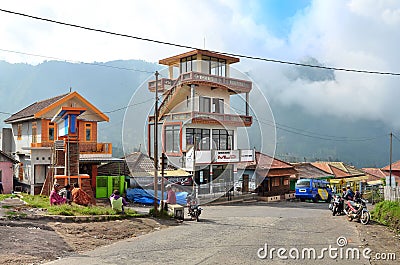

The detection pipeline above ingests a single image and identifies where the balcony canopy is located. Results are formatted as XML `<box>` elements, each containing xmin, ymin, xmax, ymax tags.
<box><xmin>159</xmin><ymin>49</ymin><xmax>240</xmax><ymax>66</ymax></box>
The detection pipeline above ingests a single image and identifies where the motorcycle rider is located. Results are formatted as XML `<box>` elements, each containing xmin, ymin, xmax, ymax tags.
<box><xmin>344</xmin><ymin>185</ymin><xmax>354</xmax><ymax>201</ymax></box>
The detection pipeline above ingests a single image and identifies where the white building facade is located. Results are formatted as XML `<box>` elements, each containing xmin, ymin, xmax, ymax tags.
<box><xmin>148</xmin><ymin>50</ymin><xmax>254</xmax><ymax>195</ymax></box>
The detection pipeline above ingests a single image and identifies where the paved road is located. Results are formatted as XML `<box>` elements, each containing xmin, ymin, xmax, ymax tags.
<box><xmin>46</xmin><ymin>201</ymin><xmax>371</xmax><ymax>265</ymax></box>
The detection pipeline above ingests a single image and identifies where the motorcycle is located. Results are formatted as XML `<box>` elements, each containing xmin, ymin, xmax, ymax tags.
<box><xmin>329</xmin><ymin>195</ymin><xmax>344</xmax><ymax>216</ymax></box>
<box><xmin>186</xmin><ymin>194</ymin><xmax>202</xmax><ymax>222</ymax></box>
<box><xmin>344</xmin><ymin>197</ymin><xmax>370</xmax><ymax>225</ymax></box>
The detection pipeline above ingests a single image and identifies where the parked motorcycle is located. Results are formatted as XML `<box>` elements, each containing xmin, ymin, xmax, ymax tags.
<box><xmin>344</xmin><ymin>197</ymin><xmax>370</xmax><ymax>225</ymax></box>
<box><xmin>329</xmin><ymin>195</ymin><xmax>344</xmax><ymax>216</ymax></box>
<box><xmin>186</xmin><ymin>194</ymin><xmax>202</xmax><ymax>222</ymax></box>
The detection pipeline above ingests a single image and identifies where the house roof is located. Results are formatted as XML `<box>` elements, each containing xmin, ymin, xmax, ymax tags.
<box><xmin>159</xmin><ymin>49</ymin><xmax>240</xmax><ymax>66</ymax></box>
<box><xmin>361</xmin><ymin>168</ymin><xmax>386</xmax><ymax>180</ymax></box>
<box><xmin>382</xmin><ymin>160</ymin><xmax>400</xmax><ymax>171</ymax></box>
<box><xmin>97</xmin><ymin>152</ymin><xmax>178</xmax><ymax>177</ymax></box>
<box><xmin>292</xmin><ymin>162</ymin><xmax>334</xmax><ymax>179</ymax></box>
<box><xmin>4</xmin><ymin>91</ymin><xmax>109</xmax><ymax>123</ymax></box>
<box><xmin>311</xmin><ymin>161</ymin><xmax>364</xmax><ymax>178</ymax></box>
<box><xmin>237</xmin><ymin>152</ymin><xmax>294</xmax><ymax>170</ymax></box>
<box><xmin>0</xmin><ymin>150</ymin><xmax>19</xmax><ymax>164</ymax></box>
<box><xmin>4</xmin><ymin>94</ymin><xmax>68</xmax><ymax>123</ymax></box>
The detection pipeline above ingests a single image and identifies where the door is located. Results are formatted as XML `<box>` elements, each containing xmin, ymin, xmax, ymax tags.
<box><xmin>242</xmin><ymin>174</ymin><xmax>249</xmax><ymax>192</ymax></box>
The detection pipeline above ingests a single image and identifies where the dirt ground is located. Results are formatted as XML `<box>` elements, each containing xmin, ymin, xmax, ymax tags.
<box><xmin>0</xmin><ymin>217</ymin><xmax>175</xmax><ymax>265</ymax></box>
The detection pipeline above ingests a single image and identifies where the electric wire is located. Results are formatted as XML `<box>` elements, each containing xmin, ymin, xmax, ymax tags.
<box><xmin>0</xmin><ymin>48</ymin><xmax>155</xmax><ymax>74</ymax></box>
<box><xmin>1</xmin><ymin>8</ymin><xmax>400</xmax><ymax>76</ymax></box>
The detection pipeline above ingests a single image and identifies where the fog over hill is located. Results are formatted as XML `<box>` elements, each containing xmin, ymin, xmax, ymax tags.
<box><xmin>0</xmin><ymin>60</ymin><xmax>398</xmax><ymax>168</ymax></box>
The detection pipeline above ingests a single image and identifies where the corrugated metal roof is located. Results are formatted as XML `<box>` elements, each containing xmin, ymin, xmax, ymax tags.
<box><xmin>4</xmin><ymin>93</ymin><xmax>68</xmax><ymax>123</ymax></box>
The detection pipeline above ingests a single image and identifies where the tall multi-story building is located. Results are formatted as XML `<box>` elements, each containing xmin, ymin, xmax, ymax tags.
<box><xmin>4</xmin><ymin>91</ymin><xmax>111</xmax><ymax>195</ymax></box>
<box><xmin>148</xmin><ymin>49</ymin><xmax>255</xmax><ymax>195</ymax></box>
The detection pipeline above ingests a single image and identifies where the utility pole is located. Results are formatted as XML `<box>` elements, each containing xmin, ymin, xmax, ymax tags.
<box><xmin>161</xmin><ymin>152</ymin><xmax>166</xmax><ymax>210</ymax></box>
<box><xmin>389</xmin><ymin>132</ymin><xmax>393</xmax><ymax>187</ymax></box>
<box><xmin>153</xmin><ymin>71</ymin><xmax>159</xmax><ymax>213</ymax></box>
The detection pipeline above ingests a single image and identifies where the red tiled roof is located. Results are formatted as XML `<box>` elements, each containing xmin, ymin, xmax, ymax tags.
<box><xmin>361</xmin><ymin>168</ymin><xmax>386</xmax><ymax>180</ymax></box>
<box><xmin>237</xmin><ymin>152</ymin><xmax>294</xmax><ymax>170</ymax></box>
<box><xmin>329</xmin><ymin>165</ymin><xmax>352</xmax><ymax>178</ymax></box>
<box><xmin>311</xmin><ymin>162</ymin><xmax>333</xmax><ymax>174</ymax></box>
<box><xmin>4</xmin><ymin>93</ymin><xmax>69</xmax><ymax>123</ymax></box>
<box><xmin>292</xmin><ymin>162</ymin><xmax>334</xmax><ymax>179</ymax></box>
<box><xmin>382</xmin><ymin>160</ymin><xmax>400</xmax><ymax>171</ymax></box>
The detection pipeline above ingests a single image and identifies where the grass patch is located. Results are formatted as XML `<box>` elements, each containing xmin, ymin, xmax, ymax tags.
<box><xmin>371</xmin><ymin>201</ymin><xmax>400</xmax><ymax>231</ymax></box>
<box><xmin>0</xmin><ymin>194</ymin><xmax>13</xmax><ymax>201</ymax></box>
<box><xmin>20</xmin><ymin>194</ymin><xmax>50</xmax><ymax>208</ymax></box>
<box><xmin>5</xmin><ymin>210</ymin><xmax>27</xmax><ymax>219</ymax></box>
<box><xmin>17</xmin><ymin>193</ymin><xmax>140</xmax><ymax>217</ymax></box>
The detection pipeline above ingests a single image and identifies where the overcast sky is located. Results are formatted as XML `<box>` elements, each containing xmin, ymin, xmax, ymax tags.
<box><xmin>1</xmin><ymin>0</ymin><xmax>399</xmax><ymax>129</ymax></box>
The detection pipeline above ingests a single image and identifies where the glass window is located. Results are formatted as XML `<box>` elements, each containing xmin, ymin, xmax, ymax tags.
<box><xmin>49</xmin><ymin>122</ymin><xmax>55</xmax><ymax>141</ymax></box>
<box><xmin>85</xmin><ymin>123</ymin><xmax>92</xmax><ymax>141</ymax></box>
<box><xmin>165</xmin><ymin>125</ymin><xmax>180</xmax><ymax>153</ymax></box>
<box><xmin>212</xmin><ymin>129</ymin><xmax>234</xmax><ymax>150</ymax></box>
<box><xmin>186</xmin><ymin>128</ymin><xmax>210</xmax><ymax>150</ymax></box>
<box><xmin>199</xmin><ymin>96</ymin><xmax>211</xmax><ymax>113</ymax></box>
<box><xmin>17</xmin><ymin>124</ymin><xmax>22</xmax><ymax>140</ymax></box>
<box><xmin>180</xmin><ymin>55</ymin><xmax>197</xmax><ymax>74</ymax></box>
<box><xmin>32</xmin><ymin>122</ymin><xmax>37</xmax><ymax>143</ymax></box>
<box><xmin>212</xmin><ymin>98</ymin><xmax>224</xmax><ymax>114</ymax></box>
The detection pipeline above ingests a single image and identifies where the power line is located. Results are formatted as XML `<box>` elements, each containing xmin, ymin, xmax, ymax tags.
<box><xmin>0</xmin><ymin>48</ymin><xmax>155</xmax><ymax>74</ymax></box>
<box><xmin>1</xmin><ymin>8</ymin><xmax>400</xmax><ymax>76</ymax></box>
<box><xmin>190</xmin><ymin>89</ymin><xmax>385</xmax><ymax>142</ymax></box>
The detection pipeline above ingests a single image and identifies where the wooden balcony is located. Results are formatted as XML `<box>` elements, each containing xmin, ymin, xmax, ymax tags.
<box><xmin>148</xmin><ymin>111</ymin><xmax>252</xmax><ymax>127</ymax></box>
<box><xmin>148</xmin><ymin>71</ymin><xmax>252</xmax><ymax>93</ymax></box>
<box><xmin>31</xmin><ymin>142</ymin><xmax>112</xmax><ymax>154</ymax></box>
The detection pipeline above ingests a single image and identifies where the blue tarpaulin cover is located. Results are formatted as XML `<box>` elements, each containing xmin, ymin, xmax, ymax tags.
<box><xmin>126</xmin><ymin>188</ymin><xmax>188</xmax><ymax>205</ymax></box>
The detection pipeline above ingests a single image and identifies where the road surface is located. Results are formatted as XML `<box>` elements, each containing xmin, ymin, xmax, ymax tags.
<box><xmin>46</xmin><ymin>201</ymin><xmax>373</xmax><ymax>265</ymax></box>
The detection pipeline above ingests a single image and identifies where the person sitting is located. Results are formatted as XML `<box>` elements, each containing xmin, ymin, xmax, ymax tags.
<box><xmin>110</xmin><ymin>190</ymin><xmax>128</xmax><ymax>214</ymax></box>
<box><xmin>58</xmin><ymin>184</ymin><xmax>72</xmax><ymax>204</ymax></box>
<box><xmin>49</xmin><ymin>183</ymin><xmax>67</xmax><ymax>205</ymax></box>
<box><xmin>344</xmin><ymin>185</ymin><xmax>354</xmax><ymax>201</ymax></box>
<box><xmin>164</xmin><ymin>184</ymin><xmax>176</xmax><ymax>211</ymax></box>
<box><xmin>71</xmin><ymin>183</ymin><xmax>92</xmax><ymax>206</ymax></box>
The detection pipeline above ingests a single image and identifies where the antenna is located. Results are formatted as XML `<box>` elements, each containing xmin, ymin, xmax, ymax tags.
<box><xmin>69</xmin><ymin>87</ymin><xmax>72</xmax><ymax>93</ymax></box>
<box><xmin>203</xmin><ymin>37</ymin><xmax>206</xmax><ymax>49</ymax></box>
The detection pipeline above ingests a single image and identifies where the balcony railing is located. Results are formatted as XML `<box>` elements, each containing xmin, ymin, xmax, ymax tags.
<box><xmin>149</xmin><ymin>111</ymin><xmax>252</xmax><ymax>127</ymax></box>
<box><xmin>79</xmin><ymin>142</ymin><xmax>112</xmax><ymax>155</ymax></box>
<box><xmin>31</xmin><ymin>142</ymin><xmax>112</xmax><ymax>155</ymax></box>
<box><xmin>148</xmin><ymin>71</ymin><xmax>252</xmax><ymax>93</ymax></box>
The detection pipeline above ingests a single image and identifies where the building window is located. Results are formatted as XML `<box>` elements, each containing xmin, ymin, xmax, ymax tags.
<box><xmin>283</xmin><ymin>177</ymin><xmax>289</xmax><ymax>186</ymax></box>
<box><xmin>164</xmin><ymin>125</ymin><xmax>180</xmax><ymax>154</ymax></box>
<box><xmin>0</xmin><ymin>170</ymin><xmax>2</xmax><ymax>182</ymax></box>
<box><xmin>186</xmin><ymin>128</ymin><xmax>210</xmax><ymax>150</ymax></box>
<box><xmin>212</xmin><ymin>129</ymin><xmax>234</xmax><ymax>150</ymax></box>
<box><xmin>49</xmin><ymin>122</ymin><xmax>55</xmax><ymax>141</ymax></box>
<box><xmin>85</xmin><ymin>123</ymin><xmax>92</xmax><ymax>141</ymax></box>
<box><xmin>199</xmin><ymin>96</ymin><xmax>211</xmax><ymax>113</ymax></box>
<box><xmin>17</xmin><ymin>124</ymin><xmax>22</xmax><ymax>140</ymax></box>
<box><xmin>212</xmin><ymin>98</ymin><xmax>224</xmax><ymax>114</ymax></box>
<box><xmin>32</xmin><ymin>122</ymin><xmax>37</xmax><ymax>143</ymax></box>
<box><xmin>202</xmin><ymin>56</ymin><xmax>226</xmax><ymax>77</ymax></box>
<box><xmin>272</xmin><ymin>177</ymin><xmax>280</xmax><ymax>187</ymax></box>
<box><xmin>180</xmin><ymin>55</ymin><xmax>197</xmax><ymax>73</ymax></box>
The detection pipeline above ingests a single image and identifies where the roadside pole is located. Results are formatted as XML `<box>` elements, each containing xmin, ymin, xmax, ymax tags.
<box><xmin>153</xmin><ymin>71</ymin><xmax>159</xmax><ymax>213</ymax></box>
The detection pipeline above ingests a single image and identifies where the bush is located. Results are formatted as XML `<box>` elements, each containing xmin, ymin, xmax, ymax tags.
<box><xmin>371</xmin><ymin>201</ymin><xmax>400</xmax><ymax>231</ymax></box>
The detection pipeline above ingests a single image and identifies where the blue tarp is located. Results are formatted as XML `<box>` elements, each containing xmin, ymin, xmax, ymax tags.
<box><xmin>126</xmin><ymin>188</ymin><xmax>188</xmax><ymax>205</ymax></box>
